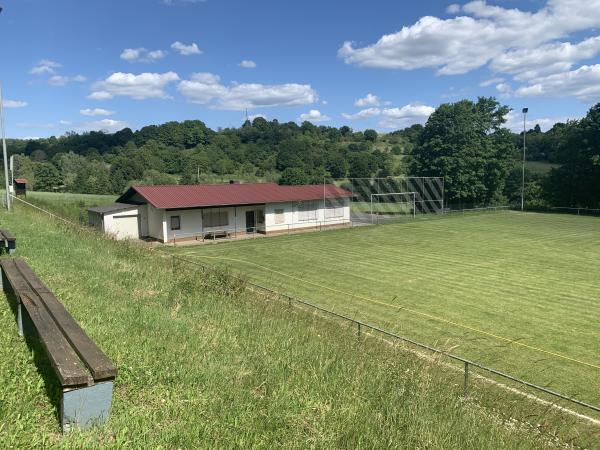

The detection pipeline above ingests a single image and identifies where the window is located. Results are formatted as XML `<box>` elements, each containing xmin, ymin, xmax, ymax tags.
<box><xmin>257</xmin><ymin>209</ymin><xmax>265</xmax><ymax>225</ymax></box>
<box><xmin>170</xmin><ymin>215</ymin><xmax>181</xmax><ymax>230</ymax></box>
<box><xmin>203</xmin><ymin>209</ymin><xmax>229</xmax><ymax>228</ymax></box>
<box><xmin>274</xmin><ymin>208</ymin><xmax>285</xmax><ymax>224</ymax></box>
<box><xmin>297</xmin><ymin>201</ymin><xmax>317</xmax><ymax>222</ymax></box>
<box><xmin>325</xmin><ymin>198</ymin><xmax>345</xmax><ymax>219</ymax></box>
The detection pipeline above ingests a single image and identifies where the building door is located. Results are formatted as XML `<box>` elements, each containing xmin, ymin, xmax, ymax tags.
<box><xmin>245</xmin><ymin>210</ymin><xmax>255</xmax><ymax>233</ymax></box>
<box><xmin>112</xmin><ymin>215</ymin><xmax>141</xmax><ymax>239</ymax></box>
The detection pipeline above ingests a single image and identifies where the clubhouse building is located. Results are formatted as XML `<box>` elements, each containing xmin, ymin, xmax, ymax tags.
<box><xmin>88</xmin><ymin>182</ymin><xmax>352</xmax><ymax>243</ymax></box>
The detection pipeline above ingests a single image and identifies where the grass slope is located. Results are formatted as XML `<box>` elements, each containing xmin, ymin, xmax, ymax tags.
<box><xmin>0</xmin><ymin>203</ymin><xmax>584</xmax><ymax>447</ymax></box>
<box><xmin>13</xmin><ymin>191</ymin><xmax>116</xmax><ymax>222</ymax></box>
<box><xmin>172</xmin><ymin>212</ymin><xmax>600</xmax><ymax>409</ymax></box>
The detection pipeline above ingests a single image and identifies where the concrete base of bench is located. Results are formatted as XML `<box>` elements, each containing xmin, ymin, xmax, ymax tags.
<box><xmin>62</xmin><ymin>381</ymin><xmax>114</xmax><ymax>432</ymax></box>
<box><xmin>18</xmin><ymin>301</ymin><xmax>114</xmax><ymax>432</ymax></box>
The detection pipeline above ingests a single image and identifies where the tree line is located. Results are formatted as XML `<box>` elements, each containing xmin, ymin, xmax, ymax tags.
<box><xmin>5</xmin><ymin>97</ymin><xmax>600</xmax><ymax>209</ymax></box>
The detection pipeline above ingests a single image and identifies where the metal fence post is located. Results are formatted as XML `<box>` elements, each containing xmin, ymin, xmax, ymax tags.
<box><xmin>464</xmin><ymin>362</ymin><xmax>469</xmax><ymax>396</ymax></box>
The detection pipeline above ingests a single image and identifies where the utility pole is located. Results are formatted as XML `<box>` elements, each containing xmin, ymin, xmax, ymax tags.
<box><xmin>0</xmin><ymin>83</ymin><xmax>11</xmax><ymax>210</ymax></box>
<box><xmin>521</xmin><ymin>107</ymin><xmax>528</xmax><ymax>212</ymax></box>
<box><xmin>0</xmin><ymin>7</ymin><xmax>11</xmax><ymax>211</ymax></box>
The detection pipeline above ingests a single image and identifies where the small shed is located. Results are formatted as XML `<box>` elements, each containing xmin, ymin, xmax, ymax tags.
<box><xmin>87</xmin><ymin>203</ymin><xmax>143</xmax><ymax>240</ymax></box>
<box><xmin>14</xmin><ymin>178</ymin><xmax>27</xmax><ymax>197</ymax></box>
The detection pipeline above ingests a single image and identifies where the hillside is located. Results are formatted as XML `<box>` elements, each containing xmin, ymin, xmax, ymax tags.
<box><xmin>0</xmin><ymin>203</ymin><xmax>591</xmax><ymax>447</ymax></box>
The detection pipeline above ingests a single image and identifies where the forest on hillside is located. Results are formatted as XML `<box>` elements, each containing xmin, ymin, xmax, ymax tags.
<box><xmin>5</xmin><ymin>97</ymin><xmax>600</xmax><ymax>208</ymax></box>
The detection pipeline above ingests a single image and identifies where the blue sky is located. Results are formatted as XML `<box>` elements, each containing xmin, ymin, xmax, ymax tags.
<box><xmin>1</xmin><ymin>0</ymin><xmax>600</xmax><ymax>138</ymax></box>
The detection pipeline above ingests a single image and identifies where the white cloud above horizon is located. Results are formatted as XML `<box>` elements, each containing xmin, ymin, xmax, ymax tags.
<box><xmin>49</xmin><ymin>74</ymin><xmax>87</xmax><ymax>86</ymax></box>
<box><xmin>354</xmin><ymin>93</ymin><xmax>380</xmax><ymax>107</ymax></box>
<box><xmin>80</xmin><ymin>108</ymin><xmax>116</xmax><ymax>116</ymax></box>
<box><xmin>177</xmin><ymin>72</ymin><xmax>317</xmax><ymax>110</ymax></box>
<box><xmin>89</xmin><ymin>72</ymin><xmax>180</xmax><ymax>100</ymax></box>
<box><xmin>338</xmin><ymin>0</ymin><xmax>600</xmax><ymax>102</ymax></box>
<box><xmin>120</xmin><ymin>48</ymin><xmax>167</xmax><ymax>63</ymax></box>
<box><xmin>29</xmin><ymin>59</ymin><xmax>62</xmax><ymax>75</ymax></box>
<box><xmin>171</xmin><ymin>41</ymin><xmax>202</xmax><ymax>55</ymax></box>
<box><xmin>298</xmin><ymin>109</ymin><xmax>330</xmax><ymax>123</ymax></box>
<box><xmin>239</xmin><ymin>60</ymin><xmax>257</xmax><ymax>68</ymax></box>
<box><xmin>3</xmin><ymin>100</ymin><xmax>28</xmax><ymax>108</ymax></box>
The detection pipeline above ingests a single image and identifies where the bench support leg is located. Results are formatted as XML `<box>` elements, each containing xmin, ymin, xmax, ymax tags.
<box><xmin>18</xmin><ymin>302</ymin><xmax>36</xmax><ymax>337</ymax></box>
<box><xmin>62</xmin><ymin>381</ymin><xmax>114</xmax><ymax>432</ymax></box>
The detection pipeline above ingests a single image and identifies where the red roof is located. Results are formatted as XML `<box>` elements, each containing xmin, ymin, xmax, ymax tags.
<box><xmin>119</xmin><ymin>182</ymin><xmax>353</xmax><ymax>209</ymax></box>
<box><xmin>14</xmin><ymin>178</ymin><xmax>27</xmax><ymax>184</ymax></box>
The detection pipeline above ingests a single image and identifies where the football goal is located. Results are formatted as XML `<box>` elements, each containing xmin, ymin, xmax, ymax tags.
<box><xmin>370</xmin><ymin>192</ymin><xmax>416</xmax><ymax>223</ymax></box>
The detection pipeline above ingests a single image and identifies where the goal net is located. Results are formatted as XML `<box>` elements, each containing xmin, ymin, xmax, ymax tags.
<box><xmin>370</xmin><ymin>192</ymin><xmax>416</xmax><ymax>223</ymax></box>
<box><xmin>328</xmin><ymin>176</ymin><xmax>444</xmax><ymax>225</ymax></box>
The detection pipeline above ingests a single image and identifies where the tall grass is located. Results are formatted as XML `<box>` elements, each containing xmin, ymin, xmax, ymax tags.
<box><xmin>0</xmin><ymin>204</ymin><xmax>587</xmax><ymax>448</ymax></box>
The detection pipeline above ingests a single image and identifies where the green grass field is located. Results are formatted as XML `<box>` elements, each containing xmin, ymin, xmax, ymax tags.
<box><xmin>2</xmin><ymin>202</ymin><xmax>587</xmax><ymax>447</ymax></box>
<box><xmin>170</xmin><ymin>212</ymin><xmax>600</xmax><ymax>410</ymax></box>
<box><xmin>12</xmin><ymin>191</ymin><xmax>116</xmax><ymax>222</ymax></box>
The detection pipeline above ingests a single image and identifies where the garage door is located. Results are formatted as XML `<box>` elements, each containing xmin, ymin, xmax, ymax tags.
<box><xmin>113</xmin><ymin>215</ymin><xmax>140</xmax><ymax>239</ymax></box>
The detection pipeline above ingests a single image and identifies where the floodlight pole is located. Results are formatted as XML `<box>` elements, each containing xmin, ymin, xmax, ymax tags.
<box><xmin>0</xmin><ymin>83</ymin><xmax>11</xmax><ymax>211</ymax></box>
<box><xmin>521</xmin><ymin>107</ymin><xmax>528</xmax><ymax>212</ymax></box>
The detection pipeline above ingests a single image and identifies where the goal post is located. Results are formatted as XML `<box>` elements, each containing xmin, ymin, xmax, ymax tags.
<box><xmin>370</xmin><ymin>192</ymin><xmax>416</xmax><ymax>223</ymax></box>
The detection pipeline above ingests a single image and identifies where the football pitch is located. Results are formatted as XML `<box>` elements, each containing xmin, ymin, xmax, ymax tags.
<box><xmin>169</xmin><ymin>211</ymin><xmax>600</xmax><ymax>408</ymax></box>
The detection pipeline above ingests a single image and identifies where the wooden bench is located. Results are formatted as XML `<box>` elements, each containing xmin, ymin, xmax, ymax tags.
<box><xmin>0</xmin><ymin>258</ymin><xmax>117</xmax><ymax>432</ymax></box>
<box><xmin>0</xmin><ymin>229</ymin><xmax>16</xmax><ymax>254</ymax></box>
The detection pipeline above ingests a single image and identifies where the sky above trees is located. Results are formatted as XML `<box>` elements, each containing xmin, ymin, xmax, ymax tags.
<box><xmin>2</xmin><ymin>0</ymin><xmax>600</xmax><ymax>138</ymax></box>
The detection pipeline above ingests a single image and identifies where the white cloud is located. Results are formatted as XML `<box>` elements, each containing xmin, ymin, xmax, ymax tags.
<box><xmin>89</xmin><ymin>71</ymin><xmax>180</xmax><ymax>100</ymax></box>
<box><xmin>147</xmin><ymin>50</ymin><xmax>167</xmax><ymax>60</ymax></box>
<box><xmin>491</xmin><ymin>36</ymin><xmax>600</xmax><ymax>81</ymax></box>
<box><xmin>77</xmin><ymin>119</ymin><xmax>129</xmax><ymax>133</ymax></box>
<box><xmin>48</xmin><ymin>74</ymin><xmax>87</xmax><ymax>86</ymax></box>
<box><xmin>503</xmin><ymin>110</ymin><xmax>575</xmax><ymax>132</ymax></box>
<box><xmin>87</xmin><ymin>91</ymin><xmax>114</xmax><ymax>101</ymax></box>
<box><xmin>338</xmin><ymin>0</ymin><xmax>600</xmax><ymax>75</ymax></box>
<box><xmin>239</xmin><ymin>60</ymin><xmax>257</xmax><ymax>68</ymax></box>
<box><xmin>248</xmin><ymin>114</ymin><xmax>267</xmax><ymax>121</ymax></box>
<box><xmin>171</xmin><ymin>41</ymin><xmax>202</xmax><ymax>55</ymax></box>
<box><xmin>17</xmin><ymin>118</ymin><xmax>128</xmax><ymax>133</ymax></box>
<box><xmin>121</xmin><ymin>48</ymin><xmax>144</xmax><ymax>61</ymax></box>
<box><xmin>378</xmin><ymin>103</ymin><xmax>435</xmax><ymax>128</ymax></box>
<box><xmin>342</xmin><ymin>108</ymin><xmax>381</xmax><ymax>120</ymax></box>
<box><xmin>2</xmin><ymin>100</ymin><xmax>28</xmax><ymax>108</ymax></box>
<box><xmin>446</xmin><ymin>4</ymin><xmax>461</xmax><ymax>14</ymax></box>
<box><xmin>30</xmin><ymin>59</ymin><xmax>62</xmax><ymax>75</ymax></box>
<box><xmin>495</xmin><ymin>82</ymin><xmax>513</xmax><ymax>97</ymax></box>
<box><xmin>354</xmin><ymin>93</ymin><xmax>380</xmax><ymax>107</ymax></box>
<box><xmin>177</xmin><ymin>72</ymin><xmax>317</xmax><ymax>110</ymax></box>
<box><xmin>480</xmin><ymin>77</ymin><xmax>504</xmax><ymax>87</ymax></box>
<box><xmin>515</xmin><ymin>64</ymin><xmax>600</xmax><ymax>102</ymax></box>
<box><xmin>298</xmin><ymin>109</ymin><xmax>330</xmax><ymax>123</ymax></box>
<box><xmin>80</xmin><ymin>108</ymin><xmax>116</xmax><ymax>117</ymax></box>
<box><xmin>121</xmin><ymin>48</ymin><xmax>167</xmax><ymax>62</ymax></box>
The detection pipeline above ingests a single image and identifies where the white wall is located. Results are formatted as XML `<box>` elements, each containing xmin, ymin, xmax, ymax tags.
<box><xmin>265</xmin><ymin>198</ymin><xmax>350</xmax><ymax>232</ymax></box>
<box><xmin>147</xmin><ymin>203</ymin><xmax>165</xmax><ymax>242</ymax></box>
<box><xmin>163</xmin><ymin>205</ymin><xmax>267</xmax><ymax>241</ymax></box>
<box><xmin>103</xmin><ymin>206</ymin><xmax>142</xmax><ymax>240</ymax></box>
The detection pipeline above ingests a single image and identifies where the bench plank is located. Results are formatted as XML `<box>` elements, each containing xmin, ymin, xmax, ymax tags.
<box><xmin>1</xmin><ymin>259</ymin><xmax>31</xmax><ymax>293</ymax></box>
<box><xmin>20</xmin><ymin>293</ymin><xmax>92</xmax><ymax>387</ymax></box>
<box><xmin>0</xmin><ymin>229</ymin><xmax>16</xmax><ymax>241</ymax></box>
<box><xmin>14</xmin><ymin>260</ymin><xmax>117</xmax><ymax>381</ymax></box>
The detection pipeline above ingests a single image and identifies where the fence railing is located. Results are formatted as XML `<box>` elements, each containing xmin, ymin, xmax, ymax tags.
<box><xmin>169</xmin><ymin>253</ymin><xmax>600</xmax><ymax>420</ymax></box>
<box><xmin>11</xmin><ymin>194</ymin><xmax>600</xmax><ymax>420</ymax></box>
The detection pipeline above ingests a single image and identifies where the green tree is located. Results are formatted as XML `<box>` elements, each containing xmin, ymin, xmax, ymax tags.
<box><xmin>278</xmin><ymin>167</ymin><xmax>310</xmax><ymax>185</ymax></box>
<box><xmin>348</xmin><ymin>152</ymin><xmax>377</xmax><ymax>178</ymax></box>
<box><xmin>363</xmin><ymin>129</ymin><xmax>378</xmax><ymax>142</ymax></box>
<box><xmin>33</xmin><ymin>162</ymin><xmax>62</xmax><ymax>191</ymax></box>
<box><xmin>411</xmin><ymin>97</ymin><xmax>515</xmax><ymax>205</ymax></box>
<box><xmin>542</xmin><ymin>104</ymin><xmax>600</xmax><ymax>207</ymax></box>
